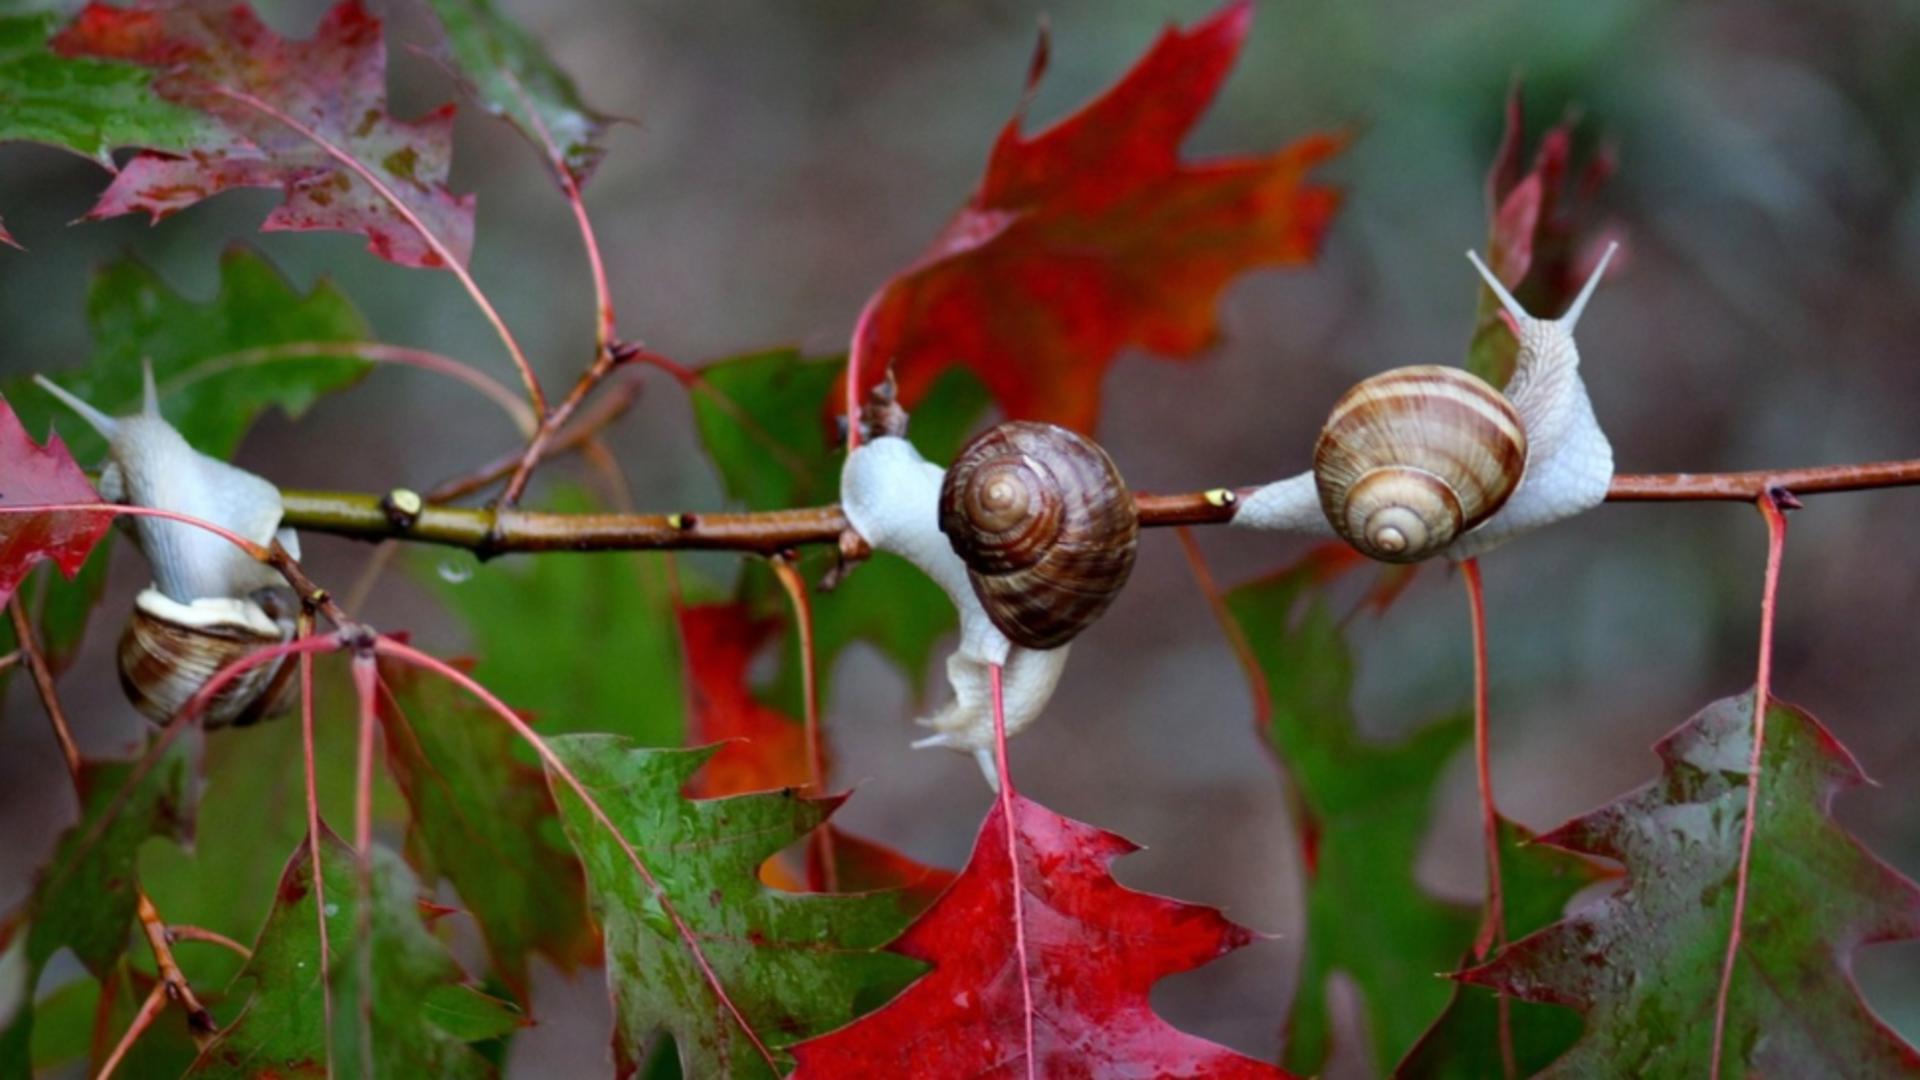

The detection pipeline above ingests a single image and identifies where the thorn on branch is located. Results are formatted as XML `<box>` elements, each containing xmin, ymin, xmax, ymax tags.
<box><xmin>1766</xmin><ymin>485</ymin><xmax>1804</xmax><ymax>512</ymax></box>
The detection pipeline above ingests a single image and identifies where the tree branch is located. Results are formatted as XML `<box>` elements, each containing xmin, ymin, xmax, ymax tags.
<box><xmin>277</xmin><ymin>459</ymin><xmax>1920</xmax><ymax>557</ymax></box>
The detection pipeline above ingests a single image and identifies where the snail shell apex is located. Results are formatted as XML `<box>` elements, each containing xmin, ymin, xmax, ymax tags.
<box><xmin>1313</xmin><ymin>365</ymin><xmax>1527</xmax><ymax>563</ymax></box>
<box><xmin>118</xmin><ymin>589</ymin><xmax>295</xmax><ymax>729</ymax></box>
<box><xmin>938</xmin><ymin>421</ymin><xmax>1138</xmax><ymax>651</ymax></box>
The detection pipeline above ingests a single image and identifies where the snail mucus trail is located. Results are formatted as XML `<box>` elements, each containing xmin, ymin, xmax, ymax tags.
<box><xmin>35</xmin><ymin>364</ymin><xmax>301</xmax><ymax>728</ymax></box>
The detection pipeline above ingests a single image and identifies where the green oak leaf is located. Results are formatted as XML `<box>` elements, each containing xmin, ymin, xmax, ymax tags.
<box><xmin>1224</xmin><ymin>563</ymin><xmax>1477</xmax><ymax>1073</ymax></box>
<box><xmin>1462</xmin><ymin>693</ymin><xmax>1920</xmax><ymax>1078</ymax></box>
<box><xmin>0</xmin><ymin>12</ymin><xmax>213</xmax><ymax>166</ymax></box>
<box><xmin>0</xmin><ymin>732</ymin><xmax>202</xmax><ymax>1074</ymax></box>
<box><xmin>14</xmin><ymin>248</ymin><xmax>370</xmax><ymax>467</ymax></box>
<box><xmin>377</xmin><ymin>658</ymin><xmax>596</xmax><ymax>1000</ymax></box>
<box><xmin>422</xmin><ymin>0</ymin><xmax>615</xmax><ymax>184</ymax></box>
<box><xmin>425</xmin><ymin>488</ymin><xmax>685</xmax><ymax>747</ymax></box>
<box><xmin>1395</xmin><ymin>818</ymin><xmax>1609</xmax><ymax>1078</ymax></box>
<box><xmin>186</xmin><ymin>829</ymin><xmax>520</xmax><ymax>1078</ymax></box>
<box><xmin>545</xmin><ymin>736</ymin><xmax>921</xmax><ymax>1078</ymax></box>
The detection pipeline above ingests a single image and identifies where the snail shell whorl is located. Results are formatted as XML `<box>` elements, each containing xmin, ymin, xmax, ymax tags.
<box><xmin>939</xmin><ymin>421</ymin><xmax>1138</xmax><ymax>650</ymax></box>
<box><xmin>118</xmin><ymin>589</ymin><xmax>295</xmax><ymax>729</ymax></box>
<box><xmin>1314</xmin><ymin>365</ymin><xmax>1527</xmax><ymax>563</ymax></box>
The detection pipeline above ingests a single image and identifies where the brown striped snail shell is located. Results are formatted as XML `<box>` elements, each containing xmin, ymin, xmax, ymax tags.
<box><xmin>119</xmin><ymin>588</ymin><xmax>296</xmax><ymax>728</ymax></box>
<box><xmin>938</xmin><ymin>421</ymin><xmax>1138</xmax><ymax>650</ymax></box>
<box><xmin>1313</xmin><ymin>364</ymin><xmax>1528</xmax><ymax>563</ymax></box>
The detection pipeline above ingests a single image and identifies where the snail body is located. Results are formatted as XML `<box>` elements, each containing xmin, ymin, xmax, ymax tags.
<box><xmin>1236</xmin><ymin>242</ymin><xmax>1618</xmax><ymax>561</ymax></box>
<box><xmin>35</xmin><ymin>365</ymin><xmax>298</xmax><ymax>728</ymax></box>
<box><xmin>938</xmin><ymin>421</ymin><xmax>1138</xmax><ymax>650</ymax></box>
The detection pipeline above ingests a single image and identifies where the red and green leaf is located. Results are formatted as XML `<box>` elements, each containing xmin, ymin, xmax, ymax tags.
<box><xmin>376</xmin><ymin>659</ymin><xmax>596</xmax><ymax>1002</ymax></box>
<box><xmin>543</xmin><ymin>735</ymin><xmax>921</xmax><ymax>1078</ymax></box>
<box><xmin>0</xmin><ymin>10</ymin><xmax>214</xmax><ymax>164</ymax></box>
<box><xmin>421</xmin><ymin>0</ymin><xmax>615</xmax><ymax>185</ymax></box>
<box><xmin>1467</xmin><ymin>83</ymin><xmax>1620</xmax><ymax>388</ymax></box>
<box><xmin>55</xmin><ymin>0</ymin><xmax>475</xmax><ymax>270</ymax></box>
<box><xmin>0</xmin><ymin>395</ymin><xmax>113</xmax><ymax>608</ymax></box>
<box><xmin>1461</xmin><ymin>693</ymin><xmax>1920</xmax><ymax>1076</ymax></box>
<box><xmin>0</xmin><ymin>733</ymin><xmax>203</xmax><ymax>1074</ymax></box>
<box><xmin>839</xmin><ymin>0</ymin><xmax>1342</xmax><ymax>432</ymax></box>
<box><xmin>790</xmin><ymin>793</ymin><xmax>1293</xmax><ymax>1078</ymax></box>
<box><xmin>185</xmin><ymin>829</ymin><xmax>521</xmax><ymax>1078</ymax></box>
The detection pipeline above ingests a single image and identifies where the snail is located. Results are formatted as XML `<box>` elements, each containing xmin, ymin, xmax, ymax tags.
<box><xmin>35</xmin><ymin>364</ymin><xmax>300</xmax><ymax>728</ymax></box>
<box><xmin>1235</xmin><ymin>242</ymin><xmax>1618</xmax><ymax>561</ymax></box>
<box><xmin>841</xmin><ymin>433</ymin><xmax>1079</xmax><ymax>788</ymax></box>
<box><xmin>937</xmin><ymin>421</ymin><xmax>1138</xmax><ymax>650</ymax></box>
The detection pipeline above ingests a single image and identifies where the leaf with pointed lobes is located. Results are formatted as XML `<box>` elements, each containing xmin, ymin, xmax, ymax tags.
<box><xmin>678</xmin><ymin>602</ymin><xmax>813</xmax><ymax>799</ymax></box>
<box><xmin>544</xmin><ymin>736</ymin><xmax>921</xmax><ymax>1078</ymax></box>
<box><xmin>0</xmin><ymin>10</ymin><xmax>215</xmax><ymax>166</ymax></box>
<box><xmin>837</xmin><ymin>0</ymin><xmax>1342</xmax><ymax>433</ymax></box>
<box><xmin>1467</xmin><ymin>82</ymin><xmax>1621</xmax><ymax>388</ymax></box>
<box><xmin>789</xmin><ymin>793</ymin><xmax>1294</xmax><ymax>1079</ymax></box>
<box><xmin>54</xmin><ymin>1</ymin><xmax>476</xmax><ymax>271</ymax></box>
<box><xmin>1223</xmin><ymin>549</ymin><xmax>1476</xmax><ymax>1074</ymax></box>
<box><xmin>0</xmin><ymin>395</ymin><xmax>113</xmax><ymax>608</ymax></box>
<box><xmin>1395</xmin><ymin>818</ymin><xmax>1614</xmax><ymax>1079</ymax></box>
<box><xmin>1461</xmin><ymin>692</ymin><xmax>1920</xmax><ymax>1078</ymax></box>
<box><xmin>375</xmin><ymin>657</ymin><xmax>596</xmax><ymax>1003</ymax></box>
<box><xmin>674</xmin><ymin>600</ymin><xmax>955</xmax><ymax>905</ymax></box>
<box><xmin>421</xmin><ymin>0</ymin><xmax>616</xmax><ymax>185</ymax></box>
<box><xmin>185</xmin><ymin>828</ymin><xmax>521</xmax><ymax>1078</ymax></box>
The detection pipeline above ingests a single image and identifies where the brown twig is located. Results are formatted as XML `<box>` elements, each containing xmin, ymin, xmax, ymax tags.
<box><xmin>276</xmin><ymin>458</ymin><xmax>1920</xmax><ymax>558</ymax></box>
<box><xmin>96</xmin><ymin>980</ymin><xmax>168</xmax><ymax>1080</ymax></box>
<box><xmin>8</xmin><ymin>597</ymin><xmax>80</xmax><ymax>775</ymax></box>
<box><xmin>166</xmin><ymin>925</ymin><xmax>252</xmax><ymax>960</ymax></box>
<box><xmin>136</xmin><ymin>893</ymin><xmax>216</xmax><ymax>1038</ymax></box>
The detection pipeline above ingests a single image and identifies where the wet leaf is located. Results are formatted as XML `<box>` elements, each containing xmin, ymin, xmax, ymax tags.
<box><xmin>56</xmin><ymin>0</ymin><xmax>476</xmax><ymax>270</ymax></box>
<box><xmin>544</xmin><ymin>735</ymin><xmax>920</xmax><ymax>1078</ymax></box>
<box><xmin>422</xmin><ymin>0</ymin><xmax>614</xmax><ymax>184</ymax></box>
<box><xmin>0</xmin><ymin>733</ymin><xmax>202</xmax><ymax>1074</ymax></box>
<box><xmin>789</xmin><ymin>793</ymin><xmax>1294</xmax><ymax>1078</ymax></box>
<box><xmin>1462</xmin><ymin>693</ymin><xmax>1920</xmax><ymax>1077</ymax></box>
<box><xmin>376</xmin><ymin>658</ymin><xmax>596</xmax><ymax>1002</ymax></box>
<box><xmin>839</xmin><ymin>0</ymin><xmax>1342</xmax><ymax>432</ymax></box>
<box><xmin>0</xmin><ymin>394</ymin><xmax>112</xmax><ymax>608</ymax></box>
<box><xmin>0</xmin><ymin>10</ymin><xmax>213</xmax><ymax>164</ymax></box>
<box><xmin>186</xmin><ymin>828</ymin><xmax>519</xmax><ymax>1077</ymax></box>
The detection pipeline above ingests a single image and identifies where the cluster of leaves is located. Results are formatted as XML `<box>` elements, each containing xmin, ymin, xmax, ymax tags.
<box><xmin>0</xmin><ymin>1</ymin><xmax>1917</xmax><ymax>1078</ymax></box>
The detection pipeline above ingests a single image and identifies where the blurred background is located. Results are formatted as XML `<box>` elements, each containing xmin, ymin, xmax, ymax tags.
<box><xmin>6</xmin><ymin>0</ymin><xmax>1920</xmax><ymax>1075</ymax></box>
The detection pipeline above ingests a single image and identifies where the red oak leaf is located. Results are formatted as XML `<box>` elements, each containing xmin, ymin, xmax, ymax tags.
<box><xmin>839</xmin><ymin>0</ymin><xmax>1343</xmax><ymax>434</ymax></box>
<box><xmin>54</xmin><ymin>0</ymin><xmax>475</xmax><ymax>271</ymax></box>
<box><xmin>1470</xmin><ymin>83</ymin><xmax>1621</xmax><ymax>386</ymax></box>
<box><xmin>677</xmin><ymin>601</ymin><xmax>954</xmax><ymax>904</ymax></box>
<box><xmin>678</xmin><ymin>602</ymin><xmax>814</xmax><ymax>799</ymax></box>
<box><xmin>790</xmin><ymin>793</ymin><xmax>1295</xmax><ymax>1078</ymax></box>
<box><xmin>0</xmin><ymin>396</ymin><xmax>112</xmax><ymax>606</ymax></box>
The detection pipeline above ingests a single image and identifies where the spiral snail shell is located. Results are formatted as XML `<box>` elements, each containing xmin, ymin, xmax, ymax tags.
<box><xmin>35</xmin><ymin>363</ymin><xmax>299</xmax><ymax>728</ymax></box>
<box><xmin>938</xmin><ymin>421</ymin><xmax>1138</xmax><ymax>651</ymax></box>
<box><xmin>1313</xmin><ymin>365</ymin><xmax>1527</xmax><ymax>562</ymax></box>
<box><xmin>1235</xmin><ymin>242</ymin><xmax>1618</xmax><ymax>562</ymax></box>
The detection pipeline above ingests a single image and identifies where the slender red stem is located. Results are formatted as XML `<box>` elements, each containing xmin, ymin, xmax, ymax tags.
<box><xmin>769</xmin><ymin>557</ymin><xmax>837</xmax><ymax>891</ymax></box>
<box><xmin>497</xmin><ymin>65</ymin><xmax>616</xmax><ymax>351</ymax></box>
<box><xmin>167</xmin><ymin>925</ymin><xmax>252</xmax><ymax>959</ymax></box>
<box><xmin>0</xmin><ymin>503</ymin><xmax>267</xmax><ymax>562</ymax></box>
<box><xmin>167</xmin><ymin>341</ymin><xmax>535</xmax><ymax>435</ymax></box>
<box><xmin>843</xmin><ymin>291</ymin><xmax>884</xmax><ymax>452</ymax></box>
<box><xmin>296</xmin><ymin>614</ymin><xmax>336</xmax><ymax>1080</ymax></box>
<box><xmin>374</xmin><ymin>637</ymin><xmax>778</xmax><ymax>1072</ymax></box>
<box><xmin>8</xmin><ymin>597</ymin><xmax>80</xmax><ymax>775</ymax></box>
<box><xmin>1709</xmin><ymin>490</ymin><xmax>1791</xmax><ymax>1079</ymax></box>
<box><xmin>989</xmin><ymin>663</ymin><xmax>1037</xmax><ymax>1080</ymax></box>
<box><xmin>96</xmin><ymin>981</ymin><xmax>168</xmax><ymax>1080</ymax></box>
<box><xmin>350</xmin><ymin>655</ymin><xmax>379</xmax><ymax>857</ymax></box>
<box><xmin>208</xmin><ymin>86</ymin><xmax>547</xmax><ymax>418</ymax></box>
<box><xmin>1460</xmin><ymin>559</ymin><xmax>1515</xmax><ymax>1079</ymax></box>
